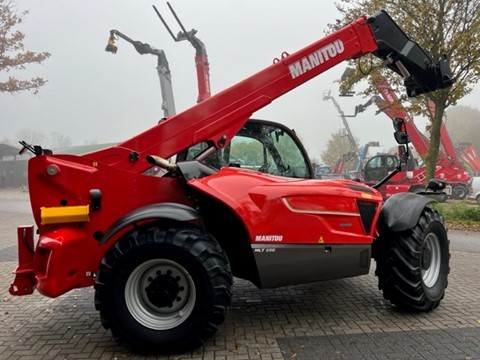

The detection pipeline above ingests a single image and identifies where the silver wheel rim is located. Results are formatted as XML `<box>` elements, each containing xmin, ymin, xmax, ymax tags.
<box><xmin>421</xmin><ymin>233</ymin><xmax>441</xmax><ymax>288</ymax></box>
<box><xmin>125</xmin><ymin>259</ymin><xmax>196</xmax><ymax>330</ymax></box>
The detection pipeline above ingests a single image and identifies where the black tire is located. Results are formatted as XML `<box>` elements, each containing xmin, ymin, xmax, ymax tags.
<box><xmin>94</xmin><ymin>226</ymin><xmax>232</xmax><ymax>353</ymax></box>
<box><xmin>476</xmin><ymin>194</ymin><xmax>480</xmax><ymax>205</ymax></box>
<box><xmin>451</xmin><ymin>185</ymin><xmax>468</xmax><ymax>200</ymax></box>
<box><xmin>373</xmin><ymin>207</ymin><xmax>449</xmax><ymax>312</ymax></box>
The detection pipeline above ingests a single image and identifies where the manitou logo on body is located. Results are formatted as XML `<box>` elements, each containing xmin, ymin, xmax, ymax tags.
<box><xmin>255</xmin><ymin>235</ymin><xmax>283</xmax><ymax>242</ymax></box>
<box><xmin>289</xmin><ymin>39</ymin><xmax>345</xmax><ymax>79</ymax></box>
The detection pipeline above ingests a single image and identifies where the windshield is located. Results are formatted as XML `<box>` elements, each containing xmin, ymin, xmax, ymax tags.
<box><xmin>185</xmin><ymin>120</ymin><xmax>312</xmax><ymax>178</ymax></box>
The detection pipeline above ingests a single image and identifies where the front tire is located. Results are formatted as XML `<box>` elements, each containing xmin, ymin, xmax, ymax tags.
<box><xmin>94</xmin><ymin>226</ymin><xmax>232</xmax><ymax>353</ymax></box>
<box><xmin>373</xmin><ymin>207</ymin><xmax>449</xmax><ymax>312</ymax></box>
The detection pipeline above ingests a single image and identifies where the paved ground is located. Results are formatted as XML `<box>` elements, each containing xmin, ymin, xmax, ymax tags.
<box><xmin>0</xmin><ymin>188</ymin><xmax>479</xmax><ymax>360</ymax></box>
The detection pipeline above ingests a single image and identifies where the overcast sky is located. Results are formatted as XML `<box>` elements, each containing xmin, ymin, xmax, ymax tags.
<box><xmin>1</xmin><ymin>0</ymin><xmax>479</xmax><ymax>160</ymax></box>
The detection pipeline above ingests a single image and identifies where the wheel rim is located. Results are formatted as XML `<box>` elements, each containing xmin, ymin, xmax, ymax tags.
<box><xmin>421</xmin><ymin>233</ymin><xmax>441</xmax><ymax>288</ymax></box>
<box><xmin>125</xmin><ymin>259</ymin><xmax>196</xmax><ymax>330</ymax></box>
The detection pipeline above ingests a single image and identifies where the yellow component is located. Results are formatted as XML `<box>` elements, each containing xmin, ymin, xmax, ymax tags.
<box><xmin>361</xmin><ymin>193</ymin><xmax>372</xmax><ymax>199</ymax></box>
<box><xmin>318</xmin><ymin>236</ymin><xmax>324</xmax><ymax>243</ymax></box>
<box><xmin>92</xmin><ymin>161</ymin><xmax>98</xmax><ymax>167</ymax></box>
<box><xmin>40</xmin><ymin>205</ymin><xmax>90</xmax><ymax>225</ymax></box>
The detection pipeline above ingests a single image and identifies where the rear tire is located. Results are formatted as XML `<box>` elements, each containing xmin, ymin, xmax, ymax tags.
<box><xmin>373</xmin><ymin>207</ymin><xmax>449</xmax><ymax>312</ymax></box>
<box><xmin>94</xmin><ymin>226</ymin><xmax>232</xmax><ymax>353</ymax></box>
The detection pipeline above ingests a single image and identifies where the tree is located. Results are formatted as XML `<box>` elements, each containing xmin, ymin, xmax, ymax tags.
<box><xmin>15</xmin><ymin>128</ymin><xmax>72</xmax><ymax>149</ymax></box>
<box><xmin>0</xmin><ymin>0</ymin><xmax>50</xmax><ymax>94</ymax></box>
<box><xmin>332</xmin><ymin>0</ymin><xmax>480</xmax><ymax>181</ymax></box>
<box><xmin>231</xmin><ymin>140</ymin><xmax>263</xmax><ymax>166</ymax></box>
<box><xmin>50</xmin><ymin>132</ymin><xmax>72</xmax><ymax>149</ymax></box>
<box><xmin>321</xmin><ymin>129</ymin><xmax>360</xmax><ymax>173</ymax></box>
<box><xmin>16</xmin><ymin>128</ymin><xmax>46</xmax><ymax>145</ymax></box>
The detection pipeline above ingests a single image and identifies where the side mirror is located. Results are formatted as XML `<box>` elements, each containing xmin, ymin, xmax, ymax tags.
<box><xmin>394</xmin><ymin>131</ymin><xmax>410</xmax><ymax>144</ymax></box>
<box><xmin>392</xmin><ymin>118</ymin><xmax>410</xmax><ymax>144</ymax></box>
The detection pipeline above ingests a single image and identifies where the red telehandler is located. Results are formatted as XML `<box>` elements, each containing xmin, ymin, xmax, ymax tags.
<box><xmin>10</xmin><ymin>11</ymin><xmax>453</xmax><ymax>352</ymax></box>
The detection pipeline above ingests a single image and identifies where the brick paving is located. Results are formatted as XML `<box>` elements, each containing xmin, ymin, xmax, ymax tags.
<box><xmin>0</xmin><ymin>190</ymin><xmax>479</xmax><ymax>359</ymax></box>
<box><xmin>277</xmin><ymin>328</ymin><xmax>480</xmax><ymax>359</ymax></box>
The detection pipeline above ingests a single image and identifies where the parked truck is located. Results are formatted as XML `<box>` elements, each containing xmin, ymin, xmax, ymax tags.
<box><xmin>10</xmin><ymin>10</ymin><xmax>453</xmax><ymax>353</ymax></box>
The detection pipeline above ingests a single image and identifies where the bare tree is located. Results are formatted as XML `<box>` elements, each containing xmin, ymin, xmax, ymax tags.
<box><xmin>50</xmin><ymin>132</ymin><xmax>72</xmax><ymax>149</ymax></box>
<box><xmin>15</xmin><ymin>128</ymin><xmax>46</xmax><ymax>145</ymax></box>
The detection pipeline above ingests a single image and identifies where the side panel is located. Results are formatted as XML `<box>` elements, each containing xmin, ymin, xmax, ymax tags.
<box><xmin>253</xmin><ymin>244</ymin><xmax>371</xmax><ymax>288</ymax></box>
<box><xmin>190</xmin><ymin>168</ymin><xmax>383</xmax><ymax>245</ymax></box>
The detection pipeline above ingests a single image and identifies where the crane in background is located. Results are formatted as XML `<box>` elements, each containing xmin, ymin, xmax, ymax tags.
<box><xmin>105</xmin><ymin>28</ymin><xmax>176</xmax><ymax>118</ymax></box>
<box><xmin>153</xmin><ymin>2</ymin><xmax>211</xmax><ymax>103</ymax></box>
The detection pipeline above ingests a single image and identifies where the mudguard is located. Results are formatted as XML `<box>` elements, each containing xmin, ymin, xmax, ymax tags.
<box><xmin>100</xmin><ymin>203</ymin><xmax>200</xmax><ymax>244</ymax></box>
<box><xmin>378</xmin><ymin>192</ymin><xmax>436</xmax><ymax>232</ymax></box>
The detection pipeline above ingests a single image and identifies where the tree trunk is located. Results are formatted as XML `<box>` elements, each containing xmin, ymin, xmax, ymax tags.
<box><xmin>425</xmin><ymin>98</ymin><xmax>446</xmax><ymax>181</ymax></box>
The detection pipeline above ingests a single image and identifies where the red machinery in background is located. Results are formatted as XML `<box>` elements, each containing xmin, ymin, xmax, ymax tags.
<box><xmin>457</xmin><ymin>142</ymin><xmax>480</xmax><ymax>175</ymax></box>
<box><xmin>153</xmin><ymin>2</ymin><xmax>211</xmax><ymax>103</ymax></box>
<box><xmin>369</xmin><ymin>74</ymin><xmax>470</xmax><ymax>199</ymax></box>
<box><xmin>427</xmin><ymin>100</ymin><xmax>480</xmax><ymax>176</ymax></box>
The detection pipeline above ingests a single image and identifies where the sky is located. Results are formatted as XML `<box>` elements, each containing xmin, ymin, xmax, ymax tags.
<box><xmin>1</xmin><ymin>0</ymin><xmax>479</xmax><ymax>161</ymax></box>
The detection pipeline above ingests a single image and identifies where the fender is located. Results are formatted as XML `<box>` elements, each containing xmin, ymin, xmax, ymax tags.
<box><xmin>378</xmin><ymin>192</ymin><xmax>436</xmax><ymax>232</ymax></box>
<box><xmin>100</xmin><ymin>202</ymin><xmax>200</xmax><ymax>244</ymax></box>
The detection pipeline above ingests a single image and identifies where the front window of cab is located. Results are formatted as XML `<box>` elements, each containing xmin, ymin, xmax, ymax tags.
<box><xmin>186</xmin><ymin>120</ymin><xmax>312</xmax><ymax>179</ymax></box>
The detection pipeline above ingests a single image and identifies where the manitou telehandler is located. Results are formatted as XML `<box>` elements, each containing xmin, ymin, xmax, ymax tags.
<box><xmin>10</xmin><ymin>10</ymin><xmax>453</xmax><ymax>353</ymax></box>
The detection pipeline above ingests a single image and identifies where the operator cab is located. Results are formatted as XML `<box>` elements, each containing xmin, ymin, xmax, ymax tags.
<box><xmin>183</xmin><ymin>119</ymin><xmax>314</xmax><ymax>179</ymax></box>
<box><xmin>363</xmin><ymin>154</ymin><xmax>399</xmax><ymax>182</ymax></box>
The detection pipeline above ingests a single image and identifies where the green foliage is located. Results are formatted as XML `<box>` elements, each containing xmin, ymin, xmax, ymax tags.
<box><xmin>434</xmin><ymin>202</ymin><xmax>480</xmax><ymax>222</ymax></box>
<box><xmin>231</xmin><ymin>140</ymin><xmax>263</xmax><ymax>166</ymax></box>
<box><xmin>0</xmin><ymin>0</ymin><xmax>50</xmax><ymax>94</ymax></box>
<box><xmin>275</xmin><ymin>132</ymin><xmax>306</xmax><ymax>166</ymax></box>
